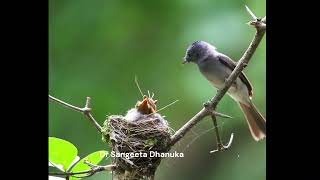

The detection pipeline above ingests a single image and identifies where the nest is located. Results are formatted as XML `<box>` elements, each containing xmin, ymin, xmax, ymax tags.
<box><xmin>101</xmin><ymin>109</ymin><xmax>172</xmax><ymax>179</ymax></box>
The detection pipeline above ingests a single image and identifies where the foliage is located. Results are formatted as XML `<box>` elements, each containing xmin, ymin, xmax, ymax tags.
<box><xmin>49</xmin><ymin>137</ymin><xmax>107</xmax><ymax>179</ymax></box>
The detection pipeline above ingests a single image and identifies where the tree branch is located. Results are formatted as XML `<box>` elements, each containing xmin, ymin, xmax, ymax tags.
<box><xmin>170</xmin><ymin>6</ymin><xmax>266</xmax><ymax>148</ymax></box>
<box><xmin>49</xmin><ymin>164</ymin><xmax>117</xmax><ymax>178</ymax></box>
<box><xmin>49</xmin><ymin>95</ymin><xmax>103</xmax><ymax>133</ymax></box>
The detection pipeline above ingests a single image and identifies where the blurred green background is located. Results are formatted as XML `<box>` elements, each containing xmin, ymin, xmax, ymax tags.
<box><xmin>49</xmin><ymin>0</ymin><xmax>265</xmax><ymax>179</ymax></box>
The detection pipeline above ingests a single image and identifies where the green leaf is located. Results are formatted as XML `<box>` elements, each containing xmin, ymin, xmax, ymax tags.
<box><xmin>69</xmin><ymin>150</ymin><xmax>107</xmax><ymax>179</ymax></box>
<box><xmin>49</xmin><ymin>161</ymin><xmax>64</xmax><ymax>172</ymax></box>
<box><xmin>49</xmin><ymin>137</ymin><xmax>78</xmax><ymax>171</ymax></box>
<box><xmin>66</xmin><ymin>156</ymin><xmax>81</xmax><ymax>172</ymax></box>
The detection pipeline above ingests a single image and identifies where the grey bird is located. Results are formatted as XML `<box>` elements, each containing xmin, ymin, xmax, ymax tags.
<box><xmin>183</xmin><ymin>40</ymin><xmax>266</xmax><ymax>141</ymax></box>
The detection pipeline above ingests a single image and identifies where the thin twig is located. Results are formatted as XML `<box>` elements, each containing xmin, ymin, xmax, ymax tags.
<box><xmin>211</xmin><ymin>115</ymin><xmax>224</xmax><ymax>150</ymax></box>
<box><xmin>49</xmin><ymin>164</ymin><xmax>117</xmax><ymax>178</ymax></box>
<box><xmin>210</xmin><ymin>109</ymin><xmax>233</xmax><ymax>119</ymax></box>
<box><xmin>49</xmin><ymin>95</ymin><xmax>103</xmax><ymax>133</ymax></box>
<box><xmin>245</xmin><ymin>5</ymin><xmax>257</xmax><ymax>20</ymax></box>
<box><xmin>168</xmin><ymin>108</ymin><xmax>232</xmax><ymax>147</ymax></box>
<box><xmin>49</xmin><ymin>95</ymin><xmax>83</xmax><ymax>112</ymax></box>
<box><xmin>170</xmin><ymin>6</ymin><xmax>266</xmax><ymax>149</ymax></box>
<box><xmin>210</xmin><ymin>133</ymin><xmax>234</xmax><ymax>153</ymax></box>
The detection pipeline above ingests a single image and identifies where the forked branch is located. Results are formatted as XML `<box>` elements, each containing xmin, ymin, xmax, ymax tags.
<box><xmin>49</xmin><ymin>95</ymin><xmax>102</xmax><ymax>133</ymax></box>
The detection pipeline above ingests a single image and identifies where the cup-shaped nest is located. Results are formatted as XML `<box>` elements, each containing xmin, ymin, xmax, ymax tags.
<box><xmin>101</xmin><ymin>108</ymin><xmax>172</xmax><ymax>179</ymax></box>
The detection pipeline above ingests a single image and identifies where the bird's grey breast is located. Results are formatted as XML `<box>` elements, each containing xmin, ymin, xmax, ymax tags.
<box><xmin>197</xmin><ymin>57</ymin><xmax>232</xmax><ymax>89</ymax></box>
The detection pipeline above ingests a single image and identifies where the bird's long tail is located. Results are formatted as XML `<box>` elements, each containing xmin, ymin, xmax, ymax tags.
<box><xmin>239</xmin><ymin>101</ymin><xmax>266</xmax><ymax>141</ymax></box>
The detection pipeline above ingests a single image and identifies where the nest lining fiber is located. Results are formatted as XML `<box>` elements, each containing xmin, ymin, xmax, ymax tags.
<box><xmin>102</xmin><ymin>110</ymin><xmax>172</xmax><ymax>179</ymax></box>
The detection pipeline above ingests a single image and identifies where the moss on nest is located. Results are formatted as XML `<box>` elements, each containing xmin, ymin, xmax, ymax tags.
<box><xmin>101</xmin><ymin>112</ymin><xmax>172</xmax><ymax>179</ymax></box>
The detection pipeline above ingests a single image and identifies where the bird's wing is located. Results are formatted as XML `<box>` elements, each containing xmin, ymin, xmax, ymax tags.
<box><xmin>217</xmin><ymin>53</ymin><xmax>253</xmax><ymax>97</ymax></box>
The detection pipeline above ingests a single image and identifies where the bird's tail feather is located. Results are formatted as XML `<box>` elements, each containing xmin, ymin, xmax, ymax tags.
<box><xmin>239</xmin><ymin>102</ymin><xmax>266</xmax><ymax>141</ymax></box>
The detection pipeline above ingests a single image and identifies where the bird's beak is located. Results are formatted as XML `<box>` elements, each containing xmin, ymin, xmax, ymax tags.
<box><xmin>182</xmin><ymin>57</ymin><xmax>189</xmax><ymax>64</ymax></box>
